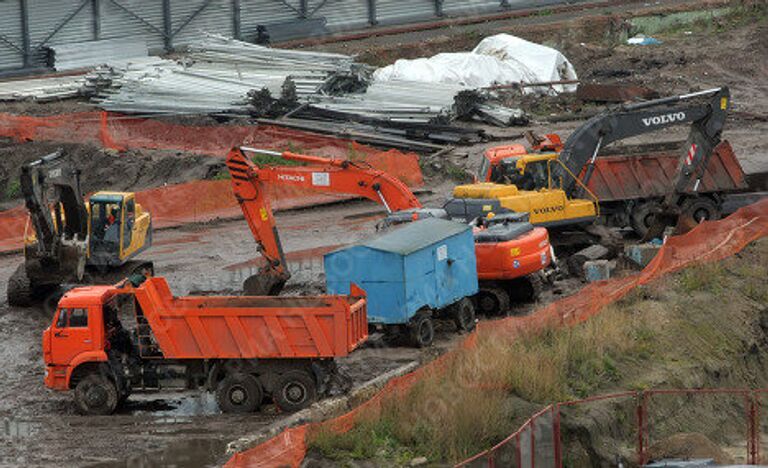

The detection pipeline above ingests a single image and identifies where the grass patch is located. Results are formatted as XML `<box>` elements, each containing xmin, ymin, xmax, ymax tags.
<box><xmin>4</xmin><ymin>179</ymin><xmax>21</xmax><ymax>200</ymax></box>
<box><xmin>630</xmin><ymin>4</ymin><xmax>768</xmax><ymax>38</ymax></box>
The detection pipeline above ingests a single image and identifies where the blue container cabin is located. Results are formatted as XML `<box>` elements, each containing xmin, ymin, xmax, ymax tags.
<box><xmin>324</xmin><ymin>218</ymin><xmax>478</xmax><ymax>327</ymax></box>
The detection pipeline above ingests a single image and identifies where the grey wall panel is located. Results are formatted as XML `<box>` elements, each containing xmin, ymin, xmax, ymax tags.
<box><xmin>374</xmin><ymin>0</ymin><xmax>436</xmax><ymax>26</ymax></box>
<box><xmin>99</xmin><ymin>0</ymin><xmax>166</xmax><ymax>52</ymax></box>
<box><xmin>27</xmin><ymin>0</ymin><xmax>94</xmax><ymax>65</ymax></box>
<box><xmin>442</xmin><ymin>0</ymin><xmax>501</xmax><ymax>16</ymax></box>
<box><xmin>0</xmin><ymin>0</ymin><xmax>25</xmax><ymax>69</ymax></box>
<box><xmin>171</xmin><ymin>0</ymin><xmax>234</xmax><ymax>46</ymax></box>
<box><xmin>315</xmin><ymin>0</ymin><xmax>370</xmax><ymax>31</ymax></box>
<box><xmin>239</xmin><ymin>0</ymin><xmax>302</xmax><ymax>41</ymax></box>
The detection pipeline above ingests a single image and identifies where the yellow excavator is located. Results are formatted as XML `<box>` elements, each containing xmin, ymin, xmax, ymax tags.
<box><xmin>7</xmin><ymin>151</ymin><xmax>153</xmax><ymax>306</ymax></box>
<box><xmin>453</xmin><ymin>87</ymin><xmax>733</xmax><ymax>239</ymax></box>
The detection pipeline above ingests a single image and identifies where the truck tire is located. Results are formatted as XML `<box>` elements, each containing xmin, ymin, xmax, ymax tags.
<box><xmin>450</xmin><ymin>298</ymin><xmax>476</xmax><ymax>332</ymax></box>
<box><xmin>74</xmin><ymin>374</ymin><xmax>119</xmax><ymax>415</ymax></box>
<box><xmin>475</xmin><ymin>287</ymin><xmax>511</xmax><ymax>316</ymax></box>
<box><xmin>216</xmin><ymin>373</ymin><xmax>263</xmax><ymax>414</ymax></box>
<box><xmin>273</xmin><ymin>370</ymin><xmax>317</xmax><ymax>413</ymax></box>
<box><xmin>630</xmin><ymin>201</ymin><xmax>662</xmax><ymax>238</ymax></box>
<box><xmin>7</xmin><ymin>264</ymin><xmax>33</xmax><ymax>307</ymax></box>
<box><xmin>681</xmin><ymin>197</ymin><xmax>721</xmax><ymax>223</ymax></box>
<box><xmin>408</xmin><ymin>313</ymin><xmax>435</xmax><ymax>348</ymax></box>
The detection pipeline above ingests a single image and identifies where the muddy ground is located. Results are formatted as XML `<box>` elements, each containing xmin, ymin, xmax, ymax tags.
<box><xmin>0</xmin><ymin>1</ymin><xmax>766</xmax><ymax>466</ymax></box>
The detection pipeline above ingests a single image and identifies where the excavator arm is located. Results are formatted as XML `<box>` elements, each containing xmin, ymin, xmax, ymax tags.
<box><xmin>22</xmin><ymin>151</ymin><xmax>89</xmax><ymax>255</ymax></box>
<box><xmin>226</xmin><ymin>148</ymin><xmax>290</xmax><ymax>296</ymax></box>
<box><xmin>555</xmin><ymin>87</ymin><xmax>730</xmax><ymax>198</ymax></box>
<box><xmin>225</xmin><ymin>146</ymin><xmax>421</xmax><ymax>295</ymax></box>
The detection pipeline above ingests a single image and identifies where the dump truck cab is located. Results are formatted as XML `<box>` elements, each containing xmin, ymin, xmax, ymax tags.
<box><xmin>43</xmin><ymin>285</ymin><xmax>115</xmax><ymax>392</ymax></box>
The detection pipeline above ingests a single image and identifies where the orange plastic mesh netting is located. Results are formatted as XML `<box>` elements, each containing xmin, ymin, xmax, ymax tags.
<box><xmin>0</xmin><ymin>112</ymin><xmax>423</xmax><ymax>253</ymax></box>
<box><xmin>225</xmin><ymin>198</ymin><xmax>768</xmax><ymax>468</ymax></box>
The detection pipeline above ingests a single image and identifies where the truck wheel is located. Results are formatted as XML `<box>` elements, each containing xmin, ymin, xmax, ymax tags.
<box><xmin>274</xmin><ymin>370</ymin><xmax>317</xmax><ymax>413</ymax></box>
<box><xmin>216</xmin><ymin>373</ymin><xmax>263</xmax><ymax>414</ymax></box>
<box><xmin>74</xmin><ymin>374</ymin><xmax>119</xmax><ymax>415</ymax></box>
<box><xmin>451</xmin><ymin>298</ymin><xmax>476</xmax><ymax>332</ymax></box>
<box><xmin>630</xmin><ymin>201</ymin><xmax>662</xmax><ymax>238</ymax></box>
<box><xmin>408</xmin><ymin>313</ymin><xmax>435</xmax><ymax>348</ymax></box>
<box><xmin>475</xmin><ymin>287</ymin><xmax>510</xmax><ymax>315</ymax></box>
<box><xmin>681</xmin><ymin>197</ymin><xmax>720</xmax><ymax>223</ymax></box>
<box><xmin>7</xmin><ymin>264</ymin><xmax>33</xmax><ymax>307</ymax></box>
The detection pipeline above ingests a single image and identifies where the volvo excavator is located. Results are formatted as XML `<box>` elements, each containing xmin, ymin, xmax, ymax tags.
<box><xmin>225</xmin><ymin>147</ymin><xmax>552</xmax><ymax>314</ymax></box>
<box><xmin>453</xmin><ymin>87</ymin><xmax>736</xmax><ymax>239</ymax></box>
<box><xmin>7</xmin><ymin>151</ymin><xmax>153</xmax><ymax>306</ymax></box>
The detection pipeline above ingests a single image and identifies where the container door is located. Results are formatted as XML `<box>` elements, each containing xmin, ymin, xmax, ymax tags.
<box><xmin>433</xmin><ymin>243</ymin><xmax>457</xmax><ymax>306</ymax></box>
<box><xmin>49</xmin><ymin>307</ymin><xmax>94</xmax><ymax>365</ymax></box>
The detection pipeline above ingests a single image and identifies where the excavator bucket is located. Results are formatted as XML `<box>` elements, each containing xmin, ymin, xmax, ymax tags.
<box><xmin>243</xmin><ymin>268</ymin><xmax>289</xmax><ymax>296</ymax></box>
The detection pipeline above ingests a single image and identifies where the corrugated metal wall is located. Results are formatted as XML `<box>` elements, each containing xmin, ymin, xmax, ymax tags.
<box><xmin>0</xmin><ymin>0</ymin><xmax>25</xmax><ymax>69</ymax></box>
<box><xmin>0</xmin><ymin>0</ymin><xmax>575</xmax><ymax>74</ymax></box>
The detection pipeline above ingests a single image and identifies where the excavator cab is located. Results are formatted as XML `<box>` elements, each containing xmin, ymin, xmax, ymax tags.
<box><xmin>88</xmin><ymin>192</ymin><xmax>151</xmax><ymax>267</ymax></box>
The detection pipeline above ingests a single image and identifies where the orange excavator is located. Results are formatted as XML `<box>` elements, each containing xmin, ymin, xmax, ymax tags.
<box><xmin>225</xmin><ymin>146</ymin><xmax>553</xmax><ymax>314</ymax></box>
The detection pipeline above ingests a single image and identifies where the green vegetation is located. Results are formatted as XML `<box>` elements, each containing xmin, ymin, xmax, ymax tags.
<box><xmin>630</xmin><ymin>4</ymin><xmax>768</xmax><ymax>38</ymax></box>
<box><xmin>250</xmin><ymin>153</ymin><xmax>304</xmax><ymax>167</ymax></box>
<box><xmin>4</xmin><ymin>179</ymin><xmax>21</xmax><ymax>200</ymax></box>
<box><xmin>310</xmin><ymin>239</ymin><xmax>768</xmax><ymax>465</ymax></box>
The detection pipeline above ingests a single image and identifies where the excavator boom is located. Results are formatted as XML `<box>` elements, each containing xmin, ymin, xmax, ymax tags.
<box><xmin>226</xmin><ymin>147</ymin><xmax>422</xmax><ymax>295</ymax></box>
<box><xmin>226</xmin><ymin>148</ymin><xmax>290</xmax><ymax>296</ymax></box>
<box><xmin>556</xmin><ymin>87</ymin><xmax>730</xmax><ymax>198</ymax></box>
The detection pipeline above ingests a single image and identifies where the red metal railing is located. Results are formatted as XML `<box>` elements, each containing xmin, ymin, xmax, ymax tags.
<box><xmin>457</xmin><ymin>388</ymin><xmax>768</xmax><ymax>467</ymax></box>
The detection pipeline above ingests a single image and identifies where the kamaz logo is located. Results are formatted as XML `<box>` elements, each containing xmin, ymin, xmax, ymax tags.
<box><xmin>277</xmin><ymin>174</ymin><xmax>304</xmax><ymax>182</ymax></box>
<box><xmin>533</xmin><ymin>205</ymin><xmax>564</xmax><ymax>215</ymax></box>
<box><xmin>642</xmin><ymin>112</ymin><xmax>686</xmax><ymax>126</ymax></box>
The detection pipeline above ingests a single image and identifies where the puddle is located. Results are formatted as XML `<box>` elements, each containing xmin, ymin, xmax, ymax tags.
<box><xmin>88</xmin><ymin>438</ymin><xmax>229</xmax><ymax>468</ymax></box>
<box><xmin>125</xmin><ymin>393</ymin><xmax>220</xmax><ymax>417</ymax></box>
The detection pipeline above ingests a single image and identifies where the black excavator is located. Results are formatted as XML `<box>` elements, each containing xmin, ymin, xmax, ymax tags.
<box><xmin>7</xmin><ymin>151</ymin><xmax>153</xmax><ymax>306</ymax></box>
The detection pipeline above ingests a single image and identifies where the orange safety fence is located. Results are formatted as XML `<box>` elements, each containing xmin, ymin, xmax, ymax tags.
<box><xmin>0</xmin><ymin>111</ymin><xmax>423</xmax><ymax>162</ymax></box>
<box><xmin>225</xmin><ymin>197</ymin><xmax>768</xmax><ymax>468</ymax></box>
<box><xmin>0</xmin><ymin>111</ymin><xmax>423</xmax><ymax>253</ymax></box>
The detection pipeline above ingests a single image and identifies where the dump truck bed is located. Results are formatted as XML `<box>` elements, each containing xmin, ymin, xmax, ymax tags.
<box><xmin>131</xmin><ymin>277</ymin><xmax>367</xmax><ymax>360</ymax></box>
<box><xmin>582</xmin><ymin>141</ymin><xmax>748</xmax><ymax>203</ymax></box>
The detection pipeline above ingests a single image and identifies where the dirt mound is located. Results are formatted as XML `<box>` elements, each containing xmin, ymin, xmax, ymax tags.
<box><xmin>646</xmin><ymin>432</ymin><xmax>734</xmax><ymax>464</ymax></box>
<box><xmin>0</xmin><ymin>140</ymin><xmax>223</xmax><ymax>208</ymax></box>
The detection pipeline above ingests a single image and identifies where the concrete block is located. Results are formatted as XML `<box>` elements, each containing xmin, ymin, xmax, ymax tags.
<box><xmin>625</xmin><ymin>243</ymin><xmax>662</xmax><ymax>268</ymax></box>
<box><xmin>583</xmin><ymin>259</ymin><xmax>615</xmax><ymax>282</ymax></box>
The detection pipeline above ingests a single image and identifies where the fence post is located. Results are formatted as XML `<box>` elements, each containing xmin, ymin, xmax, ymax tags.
<box><xmin>749</xmin><ymin>394</ymin><xmax>759</xmax><ymax>464</ymax></box>
<box><xmin>553</xmin><ymin>406</ymin><xmax>562</xmax><ymax>468</ymax></box>
<box><xmin>636</xmin><ymin>391</ymin><xmax>648</xmax><ymax>466</ymax></box>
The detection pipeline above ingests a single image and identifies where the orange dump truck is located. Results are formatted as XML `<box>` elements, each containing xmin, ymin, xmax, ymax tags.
<box><xmin>43</xmin><ymin>276</ymin><xmax>367</xmax><ymax>415</ymax></box>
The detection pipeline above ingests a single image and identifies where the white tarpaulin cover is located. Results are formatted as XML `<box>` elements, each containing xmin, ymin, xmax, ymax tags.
<box><xmin>373</xmin><ymin>34</ymin><xmax>578</xmax><ymax>94</ymax></box>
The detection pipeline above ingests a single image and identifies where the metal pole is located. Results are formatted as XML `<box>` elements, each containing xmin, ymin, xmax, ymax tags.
<box><xmin>434</xmin><ymin>0</ymin><xmax>444</xmax><ymax>17</ymax></box>
<box><xmin>299</xmin><ymin>0</ymin><xmax>308</xmax><ymax>18</ymax></box>
<box><xmin>232</xmin><ymin>0</ymin><xmax>241</xmax><ymax>40</ymax></box>
<box><xmin>92</xmin><ymin>0</ymin><xmax>101</xmax><ymax>40</ymax></box>
<box><xmin>19</xmin><ymin>0</ymin><xmax>31</xmax><ymax>67</ymax></box>
<box><xmin>162</xmin><ymin>0</ymin><xmax>173</xmax><ymax>50</ymax></box>
<box><xmin>366</xmin><ymin>0</ymin><xmax>377</xmax><ymax>25</ymax></box>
